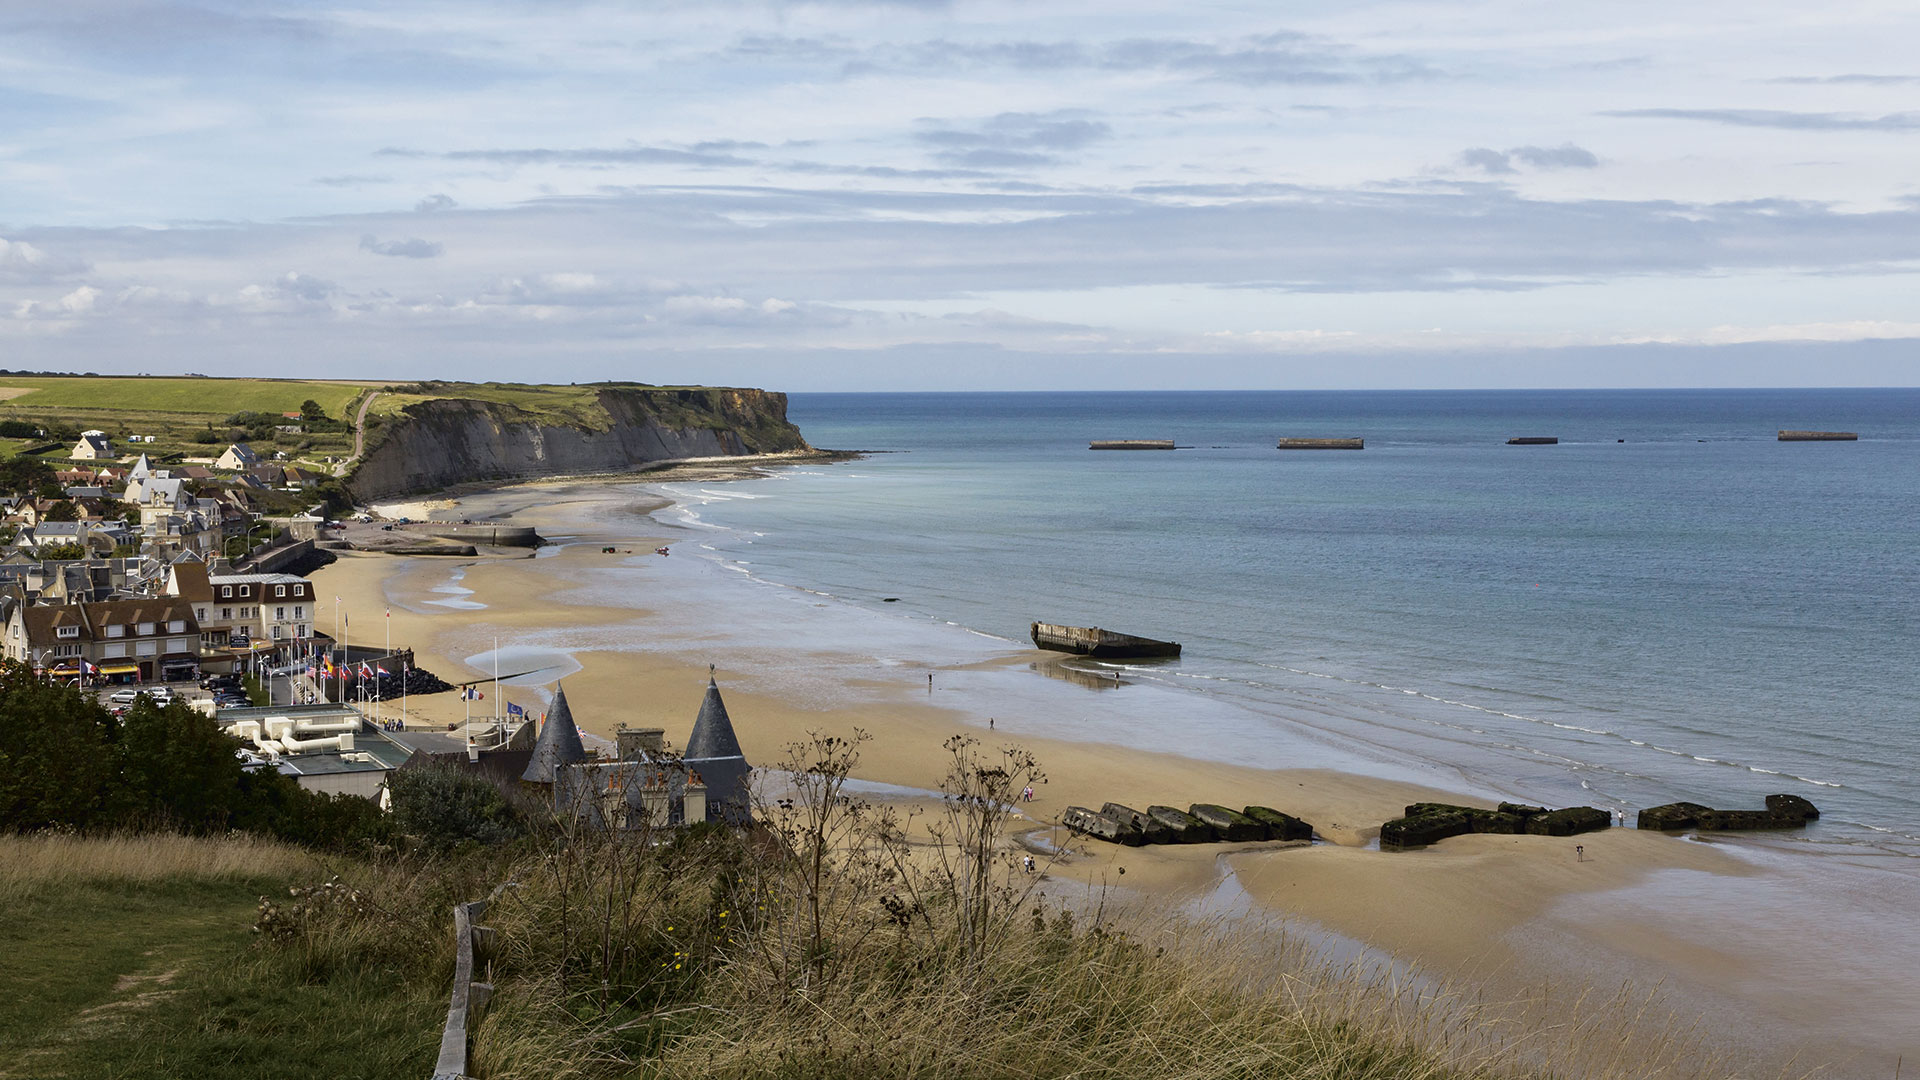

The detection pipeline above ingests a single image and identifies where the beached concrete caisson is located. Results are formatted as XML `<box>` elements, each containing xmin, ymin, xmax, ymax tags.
<box><xmin>1064</xmin><ymin>801</ymin><xmax>1317</xmax><ymax>846</ymax></box>
<box><xmin>1187</xmin><ymin>803</ymin><xmax>1265</xmax><ymax>842</ymax></box>
<box><xmin>1381</xmin><ymin>801</ymin><xmax>1611</xmax><ymax>850</ymax></box>
<box><xmin>1637</xmin><ymin>793</ymin><xmax>1820</xmax><ymax>832</ymax></box>
<box><xmin>1030</xmin><ymin>622</ymin><xmax>1181</xmax><ymax>659</ymax></box>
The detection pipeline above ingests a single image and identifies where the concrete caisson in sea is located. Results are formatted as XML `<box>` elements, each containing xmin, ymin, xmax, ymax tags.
<box><xmin>1778</xmin><ymin>430</ymin><xmax>1857</xmax><ymax>441</ymax></box>
<box><xmin>1277</xmin><ymin>437</ymin><xmax>1364</xmax><ymax>450</ymax></box>
<box><xmin>1090</xmin><ymin>439</ymin><xmax>1175</xmax><ymax>450</ymax></box>
<box><xmin>1506</xmin><ymin>437</ymin><xmax>1558</xmax><ymax>445</ymax></box>
<box><xmin>1637</xmin><ymin>793</ymin><xmax>1819</xmax><ymax>832</ymax></box>
<box><xmin>1031</xmin><ymin>622</ymin><xmax>1181</xmax><ymax>659</ymax></box>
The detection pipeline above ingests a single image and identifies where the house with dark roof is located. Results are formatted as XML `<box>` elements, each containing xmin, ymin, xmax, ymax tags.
<box><xmin>523</xmin><ymin>684</ymin><xmax>716</xmax><ymax>830</ymax></box>
<box><xmin>215</xmin><ymin>443</ymin><xmax>260</xmax><ymax>472</ymax></box>
<box><xmin>2</xmin><ymin>595</ymin><xmax>202</xmax><ymax>682</ymax></box>
<box><xmin>71</xmin><ymin>430</ymin><xmax>112</xmax><ymax>461</ymax></box>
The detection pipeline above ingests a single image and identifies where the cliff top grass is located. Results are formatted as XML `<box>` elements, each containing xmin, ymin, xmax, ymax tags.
<box><xmin>366</xmin><ymin>380</ymin><xmax>765</xmax><ymax>432</ymax></box>
<box><xmin>0</xmin><ymin>375</ymin><xmax>374</xmax><ymax>418</ymax></box>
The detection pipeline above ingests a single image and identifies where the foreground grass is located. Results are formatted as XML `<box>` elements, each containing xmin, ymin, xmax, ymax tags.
<box><xmin>0</xmin><ymin>833</ymin><xmax>443</xmax><ymax>1080</ymax></box>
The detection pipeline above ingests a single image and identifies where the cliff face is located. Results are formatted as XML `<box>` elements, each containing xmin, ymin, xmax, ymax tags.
<box><xmin>346</xmin><ymin>386</ymin><xmax>811</xmax><ymax>501</ymax></box>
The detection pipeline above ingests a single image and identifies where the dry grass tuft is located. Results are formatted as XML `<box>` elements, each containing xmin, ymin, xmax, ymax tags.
<box><xmin>0</xmin><ymin>830</ymin><xmax>318</xmax><ymax>901</ymax></box>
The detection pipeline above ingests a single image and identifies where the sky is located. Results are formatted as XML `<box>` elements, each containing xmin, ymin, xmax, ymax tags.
<box><xmin>2</xmin><ymin>0</ymin><xmax>1917</xmax><ymax>390</ymax></box>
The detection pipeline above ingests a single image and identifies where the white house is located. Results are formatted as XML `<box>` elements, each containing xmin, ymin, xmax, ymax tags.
<box><xmin>215</xmin><ymin>443</ymin><xmax>259</xmax><ymax>471</ymax></box>
<box><xmin>71</xmin><ymin>430</ymin><xmax>112</xmax><ymax>460</ymax></box>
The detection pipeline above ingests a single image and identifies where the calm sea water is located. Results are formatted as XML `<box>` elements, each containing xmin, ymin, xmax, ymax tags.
<box><xmin>652</xmin><ymin>389</ymin><xmax>1920</xmax><ymax>861</ymax></box>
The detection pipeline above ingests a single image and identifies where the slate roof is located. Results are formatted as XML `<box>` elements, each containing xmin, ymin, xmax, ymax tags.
<box><xmin>521</xmin><ymin>684</ymin><xmax>590</xmax><ymax>783</ymax></box>
<box><xmin>685</xmin><ymin>678</ymin><xmax>746</xmax><ymax>763</ymax></box>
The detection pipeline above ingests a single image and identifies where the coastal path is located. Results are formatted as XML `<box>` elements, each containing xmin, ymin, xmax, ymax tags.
<box><xmin>339</xmin><ymin>389</ymin><xmax>382</xmax><ymax>476</ymax></box>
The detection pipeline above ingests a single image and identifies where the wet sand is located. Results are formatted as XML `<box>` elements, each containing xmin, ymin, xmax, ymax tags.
<box><xmin>311</xmin><ymin>478</ymin><xmax>1915</xmax><ymax>1079</ymax></box>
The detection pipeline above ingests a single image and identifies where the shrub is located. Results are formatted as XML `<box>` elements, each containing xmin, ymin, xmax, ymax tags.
<box><xmin>388</xmin><ymin>764</ymin><xmax>527</xmax><ymax>850</ymax></box>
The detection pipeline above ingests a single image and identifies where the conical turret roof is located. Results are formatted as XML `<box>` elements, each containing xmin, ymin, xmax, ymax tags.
<box><xmin>685</xmin><ymin>679</ymin><xmax>745</xmax><ymax>762</ymax></box>
<box><xmin>129</xmin><ymin>453</ymin><xmax>152</xmax><ymax>480</ymax></box>
<box><xmin>521</xmin><ymin>684</ymin><xmax>588</xmax><ymax>783</ymax></box>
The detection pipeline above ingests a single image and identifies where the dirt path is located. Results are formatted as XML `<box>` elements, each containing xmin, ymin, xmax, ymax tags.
<box><xmin>340</xmin><ymin>390</ymin><xmax>382</xmax><ymax>475</ymax></box>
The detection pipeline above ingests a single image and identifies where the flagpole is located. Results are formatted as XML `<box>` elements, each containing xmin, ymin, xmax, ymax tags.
<box><xmin>492</xmin><ymin>636</ymin><xmax>499</xmax><ymax>724</ymax></box>
<box><xmin>332</xmin><ymin>596</ymin><xmax>339</xmax><ymax>703</ymax></box>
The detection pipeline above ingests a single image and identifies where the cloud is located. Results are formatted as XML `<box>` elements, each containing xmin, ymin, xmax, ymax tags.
<box><xmin>1459</xmin><ymin>148</ymin><xmax>1517</xmax><ymax>175</ymax></box>
<box><xmin>0</xmin><ymin>238</ymin><xmax>92</xmax><ymax>283</ymax></box>
<box><xmin>1767</xmin><ymin>74</ymin><xmax>1920</xmax><ymax>86</ymax></box>
<box><xmin>414</xmin><ymin>194</ymin><xmax>457</xmax><ymax>213</ymax></box>
<box><xmin>1510</xmin><ymin>144</ymin><xmax>1600</xmax><ymax>169</ymax></box>
<box><xmin>315</xmin><ymin>175</ymin><xmax>392</xmax><ymax>187</ymax></box>
<box><xmin>1460</xmin><ymin>144</ymin><xmax>1599</xmax><ymax>174</ymax></box>
<box><xmin>381</xmin><ymin>145</ymin><xmax>755</xmax><ymax>167</ymax></box>
<box><xmin>913</xmin><ymin>111</ymin><xmax>1111</xmax><ymax>168</ymax></box>
<box><xmin>359</xmin><ymin>234</ymin><xmax>443</xmax><ymax>259</ymax></box>
<box><xmin>1605</xmin><ymin>108</ymin><xmax>1920</xmax><ymax>131</ymax></box>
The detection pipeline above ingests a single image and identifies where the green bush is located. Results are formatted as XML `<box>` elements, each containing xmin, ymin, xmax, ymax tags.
<box><xmin>387</xmin><ymin>764</ymin><xmax>527</xmax><ymax>850</ymax></box>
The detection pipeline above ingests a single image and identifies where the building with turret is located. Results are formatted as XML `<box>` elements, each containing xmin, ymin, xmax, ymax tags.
<box><xmin>684</xmin><ymin>678</ymin><xmax>751</xmax><ymax>824</ymax></box>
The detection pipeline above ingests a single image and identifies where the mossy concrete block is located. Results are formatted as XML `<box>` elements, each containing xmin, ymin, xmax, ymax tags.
<box><xmin>1472</xmin><ymin>812</ymin><xmax>1527</xmax><ymax>835</ymax></box>
<box><xmin>1497</xmin><ymin>802</ymin><xmax>1548</xmax><ymax>819</ymax></box>
<box><xmin>1637</xmin><ymin>802</ymin><xmax>1711</xmax><ymax>830</ymax></box>
<box><xmin>1404</xmin><ymin>801</ymin><xmax>1479</xmax><ymax>819</ymax></box>
<box><xmin>1696</xmin><ymin>809</ymin><xmax>1810</xmax><ymax>832</ymax></box>
<box><xmin>1242</xmin><ymin>805</ymin><xmax>1313</xmax><ymax>842</ymax></box>
<box><xmin>1380</xmin><ymin>811</ymin><xmax>1473</xmax><ymax>850</ymax></box>
<box><xmin>1765</xmin><ymin>793</ymin><xmax>1820</xmax><ymax>820</ymax></box>
<box><xmin>1188</xmin><ymin>803</ymin><xmax>1264</xmax><ymax>842</ymax></box>
<box><xmin>1523</xmin><ymin>806</ymin><xmax>1611</xmax><ymax>837</ymax></box>
<box><xmin>1063</xmin><ymin>806</ymin><xmax>1142</xmax><ymax>845</ymax></box>
<box><xmin>1146</xmin><ymin>804</ymin><xmax>1216</xmax><ymax>843</ymax></box>
<box><xmin>1102</xmin><ymin>802</ymin><xmax>1174</xmax><ymax>844</ymax></box>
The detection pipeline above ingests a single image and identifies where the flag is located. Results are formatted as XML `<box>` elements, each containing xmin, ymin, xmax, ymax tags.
<box><xmin>82</xmin><ymin>660</ymin><xmax>97</xmax><ymax>675</ymax></box>
<box><xmin>359</xmin><ymin>662</ymin><xmax>374</xmax><ymax>679</ymax></box>
<box><xmin>376</xmin><ymin>664</ymin><xmax>390</xmax><ymax>677</ymax></box>
<box><xmin>506</xmin><ymin>701</ymin><xmax>524</xmax><ymax>717</ymax></box>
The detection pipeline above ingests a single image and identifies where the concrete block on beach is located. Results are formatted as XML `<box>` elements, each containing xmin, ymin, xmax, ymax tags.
<box><xmin>1062</xmin><ymin>806</ymin><xmax>1143</xmax><ymax>845</ymax></box>
<box><xmin>1696</xmin><ymin>809</ymin><xmax>1811</xmax><ymax>831</ymax></box>
<box><xmin>1146</xmin><ymin>805</ymin><xmax>1216</xmax><ymax>843</ymax></box>
<box><xmin>1638</xmin><ymin>802</ymin><xmax>1711</xmax><ymax>830</ymax></box>
<box><xmin>1380</xmin><ymin>811</ymin><xmax>1474</xmax><ymax>850</ymax></box>
<box><xmin>1522</xmin><ymin>806</ymin><xmax>1611</xmax><ymax>837</ymax></box>
<box><xmin>1241</xmin><ymin>805</ymin><xmax>1313</xmax><ymax>841</ymax></box>
<box><xmin>1102</xmin><ymin>802</ymin><xmax>1174</xmax><ymax>844</ymax></box>
<box><xmin>1766</xmin><ymin>793</ymin><xmax>1820</xmax><ymax>820</ymax></box>
<box><xmin>1187</xmin><ymin>804</ymin><xmax>1264</xmax><ymax>842</ymax></box>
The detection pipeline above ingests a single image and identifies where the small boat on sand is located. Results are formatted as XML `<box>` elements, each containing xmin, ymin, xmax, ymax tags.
<box><xmin>1031</xmin><ymin>622</ymin><xmax>1181</xmax><ymax>659</ymax></box>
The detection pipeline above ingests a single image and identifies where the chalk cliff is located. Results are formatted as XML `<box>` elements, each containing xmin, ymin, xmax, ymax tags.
<box><xmin>346</xmin><ymin>386</ymin><xmax>811</xmax><ymax>501</ymax></box>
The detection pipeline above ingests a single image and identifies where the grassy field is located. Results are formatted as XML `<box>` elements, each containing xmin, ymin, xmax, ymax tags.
<box><xmin>368</xmin><ymin>381</ymin><xmax>612</xmax><ymax>428</ymax></box>
<box><xmin>0</xmin><ymin>833</ymin><xmax>443</xmax><ymax>1080</ymax></box>
<box><xmin>0</xmin><ymin>377</ymin><xmax>372</xmax><ymax>418</ymax></box>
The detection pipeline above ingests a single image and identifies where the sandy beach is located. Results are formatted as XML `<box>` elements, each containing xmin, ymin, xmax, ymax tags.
<box><xmin>310</xmin><ymin>477</ymin><xmax>1916</xmax><ymax>1078</ymax></box>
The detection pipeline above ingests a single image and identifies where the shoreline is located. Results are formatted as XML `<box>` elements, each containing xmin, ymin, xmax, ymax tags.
<box><xmin>313</xmin><ymin>474</ymin><xmax>1916</xmax><ymax>1078</ymax></box>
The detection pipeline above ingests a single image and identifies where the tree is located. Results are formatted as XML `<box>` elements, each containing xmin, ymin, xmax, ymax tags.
<box><xmin>111</xmin><ymin>698</ymin><xmax>248</xmax><ymax>832</ymax></box>
<box><xmin>299</xmin><ymin>399</ymin><xmax>328</xmax><ymax>422</ymax></box>
<box><xmin>43</xmin><ymin>500</ymin><xmax>78</xmax><ymax>522</ymax></box>
<box><xmin>388</xmin><ymin>764</ymin><xmax>527</xmax><ymax>850</ymax></box>
<box><xmin>0</xmin><ymin>660</ymin><xmax>114</xmax><ymax>829</ymax></box>
<box><xmin>36</xmin><ymin>542</ymin><xmax>87</xmax><ymax>561</ymax></box>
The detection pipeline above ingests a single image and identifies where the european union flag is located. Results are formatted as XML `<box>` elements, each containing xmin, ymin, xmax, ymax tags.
<box><xmin>506</xmin><ymin>701</ymin><xmax>525</xmax><ymax>716</ymax></box>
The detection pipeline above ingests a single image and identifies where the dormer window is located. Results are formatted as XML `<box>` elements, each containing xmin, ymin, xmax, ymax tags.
<box><xmin>56</xmin><ymin>626</ymin><xmax>79</xmax><ymax>639</ymax></box>
<box><xmin>274</xmin><ymin>585</ymin><xmax>286</xmax><ymax>597</ymax></box>
<box><xmin>106</xmin><ymin>624</ymin><xmax>125</xmax><ymax>638</ymax></box>
<box><xmin>167</xmin><ymin>620</ymin><xmax>185</xmax><ymax>633</ymax></box>
<box><xmin>136</xmin><ymin>622</ymin><xmax>155</xmax><ymax>635</ymax></box>
<box><xmin>240</xmin><ymin>586</ymin><xmax>251</xmax><ymax>598</ymax></box>
<box><xmin>220</xmin><ymin>586</ymin><xmax>232</xmax><ymax>598</ymax></box>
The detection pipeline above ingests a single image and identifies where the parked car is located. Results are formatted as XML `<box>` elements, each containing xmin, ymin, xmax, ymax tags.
<box><xmin>108</xmin><ymin>689</ymin><xmax>140</xmax><ymax>705</ymax></box>
<box><xmin>201</xmin><ymin>675</ymin><xmax>241</xmax><ymax>691</ymax></box>
<box><xmin>108</xmin><ymin>687</ymin><xmax>173</xmax><ymax>706</ymax></box>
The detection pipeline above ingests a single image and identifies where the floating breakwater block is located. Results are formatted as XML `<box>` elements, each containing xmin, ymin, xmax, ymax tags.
<box><xmin>1063</xmin><ymin>806</ymin><xmax>1142</xmax><ymax>845</ymax></box>
<box><xmin>1695</xmin><ymin>809</ymin><xmax>1810</xmax><ymax>832</ymax></box>
<box><xmin>1146</xmin><ymin>805</ymin><xmax>1216</xmax><ymax>843</ymax></box>
<box><xmin>1102</xmin><ymin>802</ymin><xmax>1174</xmax><ymax>844</ymax></box>
<box><xmin>1523</xmin><ymin>806</ymin><xmax>1611</xmax><ymax>837</ymax></box>
<box><xmin>1380</xmin><ymin>811</ymin><xmax>1474</xmax><ymax>850</ymax></box>
<box><xmin>1765</xmin><ymin>793</ymin><xmax>1820</xmax><ymax>820</ymax></box>
<box><xmin>1242</xmin><ymin>805</ymin><xmax>1313</xmax><ymax>842</ymax></box>
<box><xmin>1188</xmin><ymin>804</ymin><xmax>1265</xmax><ymax>842</ymax></box>
<box><xmin>1637</xmin><ymin>802</ymin><xmax>1711</xmax><ymax>830</ymax></box>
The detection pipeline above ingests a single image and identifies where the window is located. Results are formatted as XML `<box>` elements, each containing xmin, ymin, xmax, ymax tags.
<box><xmin>56</xmin><ymin>644</ymin><xmax>80</xmax><ymax>657</ymax></box>
<box><xmin>271</xmin><ymin>625</ymin><xmax>283</xmax><ymax>640</ymax></box>
<box><xmin>293</xmin><ymin>605</ymin><xmax>304</xmax><ymax>619</ymax></box>
<box><xmin>136</xmin><ymin>622</ymin><xmax>155</xmax><ymax>636</ymax></box>
<box><xmin>295</xmin><ymin>625</ymin><xmax>307</xmax><ymax>639</ymax></box>
<box><xmin>274</xmin><ymin>585</ymin><xmax>286</xmax><ymax>598</ymax></box>
<box><xmin>56</xmin><ymin>625</ymin><xmax>80</xmax><ymax>639</ymax></box>
<box><xmin>221</xmin><ymin>607</ymin><xmax>232</xmax><ymax>620</ymax></box>
<box><xmin>106</xmin><ymin>624</ymin><xmax>124</xmax><ymax>638</ymax></box>
<box><xmin>195</xmin><ymin>608</ymin><xmax>206</xmax><ymax>622</ymax></box>
<box><xmin>135</xmin><ymin>640</ymin><xmax>157</xmax><ymax>656</ymax></box>
<box><xmin>101</xmin><ymin>642</ymin><xmax>126</xmax><ymax>658</ymax></box>
<box><xmin>221</xmin><ymin>586</ymin><xmax>232</xmax><ymax>598</ymax></box>
<box><xmin>274</xmin><ymin>607</ymin><xmax>285</xmax><ymax>621</ymax></box>
<box><xmin>239</xmin><ymin>586</ymin><xmax>251</xmax><ymax>598</ymax></box>
<box><xmin>167</xmin><ymin>620</ymin><xmax>185</xmax><ymax>633</ymax></box>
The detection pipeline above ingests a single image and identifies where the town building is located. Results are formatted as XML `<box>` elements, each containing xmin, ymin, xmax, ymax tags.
<box><xmin>2</xmin><ymin>594</ymin><xmax>202</xmax><ymax>682</ymax></box>
<box><xmin>71</xmin><ymin>430</ymin><xmax>112</xmax><ymax>460</ymax></box>
<box><xmin>215</xmin><ymin>443</ymin><xmax>259</xmax><ymax>471</ymax></box>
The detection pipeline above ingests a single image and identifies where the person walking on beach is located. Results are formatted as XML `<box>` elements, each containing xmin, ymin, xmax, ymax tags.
<box><xmin>1022</xmin><ymin>854</ymin><xmax>1035</xmax><ymax>874</ymax></box>
<box><xmin>1575</xmin><ymin>844</ymin><xmax>1585</xmax><ymax>862</ymax></box>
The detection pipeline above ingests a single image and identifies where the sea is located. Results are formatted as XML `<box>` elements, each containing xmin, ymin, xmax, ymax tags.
<box><xmin>643</xmin><ymin>388</ymin><xmax>1920</xmax><ymax>866</ymax></box>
